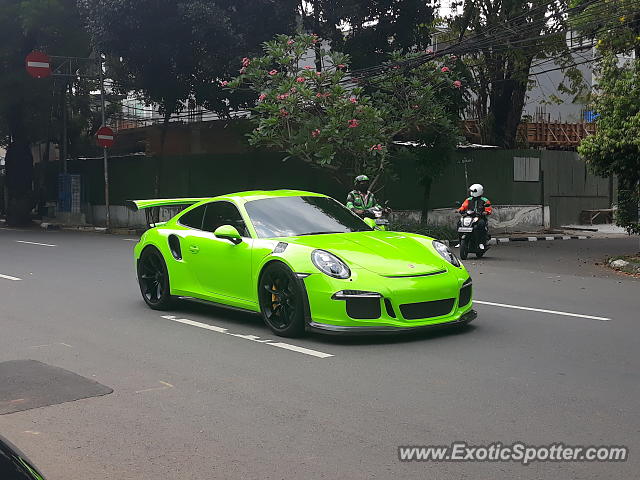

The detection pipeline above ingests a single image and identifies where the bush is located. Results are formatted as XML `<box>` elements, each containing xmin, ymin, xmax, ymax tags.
<box><xmin>390</xmin><ymin>221</ymin><xmax>458</xmax><ymax>241</ymax></box>
<box><xmin>616</xmin><ymin>189</ymin><xmax>640</xmax><ymax>235</ymax></box>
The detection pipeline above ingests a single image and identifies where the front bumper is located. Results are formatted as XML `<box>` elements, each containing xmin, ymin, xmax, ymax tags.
<box><xmin>300</xmin><ymin>265</ymin><xmax>474</xmax><ymax>333</ymax></box>
<box><xmin>308</xmin><ymin>309</ymin><xmax>477</xmax><ymax>335</ymax></box>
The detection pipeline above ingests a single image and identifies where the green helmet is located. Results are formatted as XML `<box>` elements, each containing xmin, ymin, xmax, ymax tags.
<box><xmin>354</xmin><ymin>174</ymin><xmax>369</xmax><ymax>184</ymax></box>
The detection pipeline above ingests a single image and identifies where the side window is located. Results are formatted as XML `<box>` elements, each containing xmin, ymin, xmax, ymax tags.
<box><xmin>202</xmin><ymin>202</ymin><xmax>250</xmax><ymax>237</ymax></box>
<box><xmin>178</xmin><ymin>205</ymin><xmax>206</xmax><ymax>229</ymax></box>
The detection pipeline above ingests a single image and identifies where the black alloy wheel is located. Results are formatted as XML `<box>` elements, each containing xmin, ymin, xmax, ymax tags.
<box><xmin>258</xmin><ymin>262</ymin><xmax>306</xmax><ymax>337</ymax></box>
<box><xmin>137</xmin><ymin>248</ymin><xmax>175</xmax><ymax>310</ymax></box>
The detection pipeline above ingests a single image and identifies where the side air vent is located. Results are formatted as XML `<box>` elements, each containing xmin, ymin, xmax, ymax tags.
<box><xmin>168</xmin><ymin>235</ymin><xmax>182</xmax><ymax>260</ymax></box>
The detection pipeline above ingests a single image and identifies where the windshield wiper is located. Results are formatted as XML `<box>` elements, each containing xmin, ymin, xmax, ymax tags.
<box><xmin>296</xmin><ymin>231</ymin><xmax>344</xmax><ymax>236</ymax></box>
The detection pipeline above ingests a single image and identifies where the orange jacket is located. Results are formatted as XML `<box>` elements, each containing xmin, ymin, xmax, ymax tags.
<box><xmin>459</xmin><ymin>196</ymin><xmax>492</xmax><ymax>215</ymax></box>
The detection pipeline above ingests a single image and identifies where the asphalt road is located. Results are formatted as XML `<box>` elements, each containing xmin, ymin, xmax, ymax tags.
<box><xmin>0</xmin><ymin>227</ymin><xmax>638</xmax><ymax>480</ymax></box>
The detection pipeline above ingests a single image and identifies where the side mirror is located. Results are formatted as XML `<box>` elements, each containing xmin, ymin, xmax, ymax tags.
<box><xmin>363</xmin><ymin>217</ymin><xmax>376</xmax><ymax>229</ymax></box>
<box><xmin>214</xmin><ymin>225</ymin><xmax>242</xmax><ymax>244</ymax></box>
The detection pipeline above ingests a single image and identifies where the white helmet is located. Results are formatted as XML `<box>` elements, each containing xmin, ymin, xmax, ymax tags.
<box><xmin>469</xmin><ymin>184</ymin><xmax>483</xmax><ymax>197</ymax></box>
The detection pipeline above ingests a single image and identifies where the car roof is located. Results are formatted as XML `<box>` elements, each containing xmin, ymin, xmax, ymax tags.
<box><xmin>208</xmin><ymin>189</ymin><xmax>328</xmax><ymax>204</ymax></box>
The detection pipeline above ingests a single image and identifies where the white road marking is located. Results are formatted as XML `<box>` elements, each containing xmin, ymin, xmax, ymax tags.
<box><xmin>268</xmin><ymin>342</ymin><xmax>334</xmax><ymax>358</ymax></box>
<box><xmin>0</xmin><ymin>273</ymin><xmax>22</xmax><ymax>281</ymax></box>
<box><xmin>160</xmin><ymin>315</ymin><xmax>334</xmax><ymax>358</ymax></box>
<box><xmin>475</xmin><ymin>300</ymin><xmax>611</xmax><ymax>321</ymax></box>
<box><xmin>135</xmin><ymin>381</ymin><xmax>175</xmax><ymax>394</ymax></box>
<box><xmin>123</xmin><ymin>238</ymin><xmax>139</xmax><ymax>242</ymax></box>
<box><xmin>16</xmin><ymin>240</ymin><xmax>56</xmax><ymax>247</ymax></box>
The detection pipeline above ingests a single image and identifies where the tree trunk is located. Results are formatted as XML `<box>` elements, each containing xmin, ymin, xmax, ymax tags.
<box><xmin>5</xmin><ymin>139</ymin><xmax>34</xmax><ymax>226</ymax></box>
<box><xmin>312</xmin><ymin>0</ymin><xmax>322</xmax><ymax>71</ymax></box>
<box><xmin>421</xmin><ymin>176</ymin><xmax>433</xmax><ymax>223</ymax></box>
<box><xmin>154</xmin><ymin>111</ymin><xmax>172</xmax><ymax>200</ymax></box>
<box><xmin>487</xmin><ymin>74</ymin><xmax>530</xmax><ymax>148</ymax></box>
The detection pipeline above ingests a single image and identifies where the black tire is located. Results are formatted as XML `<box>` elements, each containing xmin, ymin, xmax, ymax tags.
<box><xmin>459</xmin><ymin>237</ymin><xmax>469</xmax><ymax>260</ymax></box>
<box><xmin>137</xmin><ymin>247</ymin><xmax>175</xmax><ymax>310</ymax></box>
<box><xmin>258</xmin><ymin>262</ymin><xmax>306</xmax><ymax>337</ymax></box>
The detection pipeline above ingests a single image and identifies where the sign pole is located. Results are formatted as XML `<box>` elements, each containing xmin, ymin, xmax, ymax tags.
<box><xmin>98</xmin><ymin>55</ymin><xmax>110</xmax><ymax>231</ymax></box>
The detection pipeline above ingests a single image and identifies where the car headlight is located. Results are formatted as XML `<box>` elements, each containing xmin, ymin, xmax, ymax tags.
<box><xmin>432</xmin><ymin>240</ymin><xmax>461</xmax><ymax>268</ymax></box>
<box><xmin>311</xmin><ymin>250</ymin><xmax>351</xmax><ymax>279</ymax></box>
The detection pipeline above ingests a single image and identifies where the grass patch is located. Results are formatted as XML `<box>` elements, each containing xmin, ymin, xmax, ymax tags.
<box><xmin>390</xmin><ymin>221</ymin><xmax>458</xmax><ymax>241</ymax></box>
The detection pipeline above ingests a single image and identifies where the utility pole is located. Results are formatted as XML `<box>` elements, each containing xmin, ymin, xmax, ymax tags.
<box><xmin>61</xmin><ymin>86</ymin><xmax>68</xmax><ymax>173</ymax></box>
<box><xmin>98</xmin><ymin>56</ymin><xmax>110</xmax><ymax>231</ymax></box>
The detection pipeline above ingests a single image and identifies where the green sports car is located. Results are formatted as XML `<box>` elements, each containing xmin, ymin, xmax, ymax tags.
<box><xmin>128</xmin><ymin>190</ymin><xmax>476</xmax><ymax>337</ymax></box>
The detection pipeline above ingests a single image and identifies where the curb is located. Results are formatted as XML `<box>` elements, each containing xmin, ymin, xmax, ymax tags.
<box><xmin>440</xmin><ymin>235</ymin><xmax>590</xmax><ymax>246</ymax></box>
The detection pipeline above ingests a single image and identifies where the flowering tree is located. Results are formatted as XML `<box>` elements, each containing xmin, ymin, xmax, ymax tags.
<box><xmin>229</xmin><ymin>34</ymin><xmax>467</xmax><ymax>188</ymax></box>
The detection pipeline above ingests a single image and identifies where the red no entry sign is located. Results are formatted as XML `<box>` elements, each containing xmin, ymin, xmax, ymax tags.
<box><xmin>25</xmin><ymin>51</ymin><xmax>52</xmax><ymax>78</ymax></box>
<box><xmin>96</xmin><ymin>126</ymin><xmax>115</xmax><ymax>148</ymax></box>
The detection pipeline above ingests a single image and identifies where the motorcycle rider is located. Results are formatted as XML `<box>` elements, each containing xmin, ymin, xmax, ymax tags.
<box><xmin>458</xmin><ymin>183</ymin><xmax>492</xmax><ymax>250</ymax></box>
<box><xmin>346</xmin><ymin>174</ymin><xmax>381</xmax><ymax>216</ymax></box>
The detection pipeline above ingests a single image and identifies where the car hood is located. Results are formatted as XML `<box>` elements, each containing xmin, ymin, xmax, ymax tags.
<box><xmin>287</xmin><ymin>231</ymin><xmax>447</xmax><ymax>276</ymax></box>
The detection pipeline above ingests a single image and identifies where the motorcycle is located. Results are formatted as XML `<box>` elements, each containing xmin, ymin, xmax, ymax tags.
<box><xmin>360</xmin><ymin>202</ymin><xmax>391</xmax><ymax>231</ymax></box>
<box><xmin>457</xmin><ymin>209</ymin><xmax>489</xmax><ymax>259</ymax></box>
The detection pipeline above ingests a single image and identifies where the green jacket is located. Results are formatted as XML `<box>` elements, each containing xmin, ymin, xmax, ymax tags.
<box><xmin>346</xmin><ymin>190</ymin><xmax>380</xmax><ymax>210</ymax></box>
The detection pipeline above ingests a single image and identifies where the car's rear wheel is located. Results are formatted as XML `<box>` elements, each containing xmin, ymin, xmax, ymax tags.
<box><xmin>137</xmin><ymin>248</ymin><xmax>175</xmax><ymax>310</ymax></box>
<box><xmin>258</xmin><ymin>262</ymin><xmax>306</xmax><ymax>337</ymax></box>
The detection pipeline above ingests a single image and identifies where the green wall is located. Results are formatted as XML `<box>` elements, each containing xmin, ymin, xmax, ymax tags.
<box><xmin>51</xmin><ymin>148</ymin><xmax>605</xmax><ymax>227</ymax></box>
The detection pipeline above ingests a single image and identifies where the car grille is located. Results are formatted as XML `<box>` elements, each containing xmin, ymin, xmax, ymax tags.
<box><xmin>399</xmin><ymin>298</ymin><xmax>455</xmax><ymax>320</ymax></box>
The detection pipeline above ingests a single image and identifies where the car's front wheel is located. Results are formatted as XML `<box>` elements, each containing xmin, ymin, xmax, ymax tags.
<box><xmin>258</xmin><ymin>262</ymin><xmax>306</xmax><ymax>337</ymax></box>
<box><xmin>137</xmin><ymin>247</ymin><xmax>175</xmax><ymax>310</ymax></box>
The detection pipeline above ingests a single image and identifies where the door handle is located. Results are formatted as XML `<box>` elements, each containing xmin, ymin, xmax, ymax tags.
<box><xmin>189</xmin><ymin>245</ymin><xmax>199</xmax><ymax>254</ymax></box>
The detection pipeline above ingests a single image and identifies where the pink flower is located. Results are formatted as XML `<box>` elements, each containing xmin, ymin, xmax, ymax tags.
<box><xmin>239</xmin><ymin>67</ymin><xmax>246</xmax><ymax>74</ymax></box>
<box><xmin>411</xmin><ymin>105</ymin><xmax>419</xmax><ymax>109</ymax></box>
<box><xmin>453</xmin><ymin>80</ymin><xmax>462</xmax><ymax>89</ymax></box>
<box><xmin>311</xmin><ymin>34</ymin><xmax>319</xmax><ymax>44</ymax></box>
<box><xmin>337</xmin><ymin>64</ymin><xmax>346</xmax><ymax>69</ymax></box>
<box><xmin>296</xmin><ymin>77</ymin><xmax>305</xmax><ymax>83</ymax></box>
<box><xmin>450</xmin><ymin>55</ymin><xmax>458</xmax><ymax>60</ymax></box>
<box><xmin>258</xmin><ymin>94</ymin><xmax>267</xmax><ymax>101</ymax></box>
<box><xmin>349</xmin><ymin>97</ymin><xmax>357</xmax><ymax>104</ymax></box>
<box><xmin>316</xmin><ymin>71</ymin><xmax>321</xmax><ymax>76</ymax></box>
<box><xmin>277</xmin><ymin>93</ymin><xmax>289</xmax><ymax>100</ymax></box>
<box><xmin>311</xmin><ymin>129</ymin><xmax>321</xmax><ymax>138</ymax></box>
<box><xmin>287</xmin><ymin>39</ymin><xmax>295</xmax><ymax>45</ymax></box>
<box><xmin>426</xmin><ymin>48</ymin><xmax>433</xmax><ymax>54</ymax></box>
<box><xmin>219</xmin><ymin>80</ymin><xmax>229</xmax><ymax>87</ymax></box>
<box><xmin>441</xmin><ymin>66</ymin><xmax>450</xmax><ymax>73</ymax></box>
<box><xmin>393</xmin><ymin>65</ymin><xmax>400</xmax><ymax>70</ymax></box>
<box><xmin>290</xmin><ymin>87</ymin><xmax>297</xmax><ymax>93</ymax></box>
<box><xmin>348</xmin><ymin>119</ymin><xmax>359</xmax><ymax>128</ymax></box>
<box><xmin>242</xmin><ymin>57</ymin><xmax>250</xmax><ymax>67</ymax></box>
<box><xmin>280</xmin><ymin>109</ymin><xmax>289</xmax><ymax>117</ymax></box>
<box><xmin>369</xmin><ymin>144</ymin><xmax>383</xmax><ymax>151</ymax></box>
<box><xmin>268</xmin><ymin>69</ymin><xmax>278</xmax><ymax>76</ymax></box>
<box><xmin>304</xmin><ymin>66</ymin><xmax>313</xmax><ymax>70</ymax></box>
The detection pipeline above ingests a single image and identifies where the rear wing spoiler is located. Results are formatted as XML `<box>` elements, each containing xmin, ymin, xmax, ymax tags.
<box><xmin>125</xmin><ymin>198</ymin><xmax>209</xmax><ymax>212</ymax></box>
<box><xmin>126</xmin><ymin>198</ymin><xmax>209</xmax><ymax>229</ymax></box>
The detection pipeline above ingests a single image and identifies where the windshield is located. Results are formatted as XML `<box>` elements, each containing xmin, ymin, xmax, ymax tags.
<box><xmin>244</xmin><ymin>196</ymin><xmax>372</xmax><ymax>238</ymax></box>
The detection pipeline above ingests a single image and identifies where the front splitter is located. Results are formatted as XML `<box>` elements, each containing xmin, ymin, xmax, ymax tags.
<box><xmin>307</xmin><ymin>309</ymin><xmax>477</xmax><ymax>335</ymax></box>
